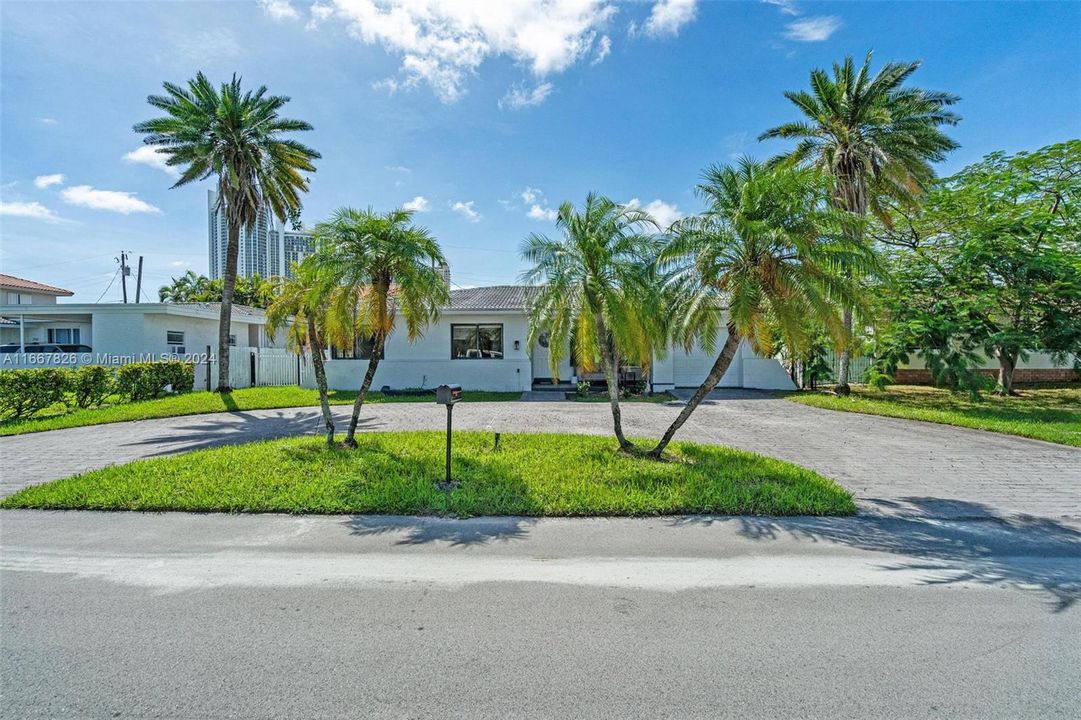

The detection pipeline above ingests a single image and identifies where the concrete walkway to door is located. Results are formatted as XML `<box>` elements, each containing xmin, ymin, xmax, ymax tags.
<box><xmin>1</xmin><ymin>390</ymin><xmax>1078</xmax><ymax>522</ymax></box>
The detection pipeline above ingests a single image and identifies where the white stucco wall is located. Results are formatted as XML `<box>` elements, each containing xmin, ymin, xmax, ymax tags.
<box><xmin>317</xmin><ymin>311</ymin><xmax>533</xmax><ymax>392</ymax></box>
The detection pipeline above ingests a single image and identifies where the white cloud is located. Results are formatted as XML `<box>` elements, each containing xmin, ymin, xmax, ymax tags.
<box><xmin>123</xmin><ymin>146</ymin><xmax>180</xmax><ymax>178</ymax></box>
<box><xmin>762</xmin><ymin>0</ymin><xmax>800</xmax><ymax>15</ymax></box>
<box><xmin>39</xmin><ymin>117</ymin><xmax>58</xmax><ymax>125</ymax></box>
<box><xmin>385</xmin><ymin>165</ymin><xmax>412</xmax><ymax>173</ymax></box>
<box><xmin>169</xmin><ymin>260</ymin><xmax>187</xmax><ymax>268</ymax></box>
<box><xmin>450</xmin><ymin>200</ymin><xmax>480</xmax><ymax>222</ymax></box>
<box><xmin>643</xmin><ymin>0</ymin><xmax>698</xmax><ymax>38</ymax></box>
<box><xmin>403</xmin><ymin>195</ymin><xmax>430</xmax><ymax>212</ymax></box>
<box><xmin>499</xmin><ymin>81</ymin><xmax>555</xmax><ymax>110</ymax></box>
<box><xmin>520</xmin><ymin>186</ymin><xmax>542</xmax><ymax>204</ymax></box>
<box><xmin>784</xmin><ymin>16</ymin><xmax>840</xmax><ymax>42</ymax></box>
<box><xmin>527</xmin><ymin>204</ymin><xmax>558</xmax><ymax>221</ymax></box>
<box><xmin>591</xmin><ymin>34</ymin><xmax>611</xmax><ymax>65</ymax></box>
<box><xmin>0</xmin><ymin>201</ymin><xmax>62</xmax><ymax>223</ymax></box>
<box><xmin>312</xmin><ymin>0</ymin><xmax>618</xmax><ymax>103</ymax></box>
<box><xmin>259</xmin><ymin>0</ymin><xmax>300</xmax><ymax>21</ymax></box>
<box><xmin>625</xmin><ymin>198</ymin><xmax>683</xmax><ymax>229</ymax></box>
<box><xmin>33</xmin><ymin>174</ymin><xmax>65</xmax><ymax>189</ymax></box>
<box><xmin>60</xmin><ymin>186</ymin><xmax>160</xmax><ymax>215</ymax></box>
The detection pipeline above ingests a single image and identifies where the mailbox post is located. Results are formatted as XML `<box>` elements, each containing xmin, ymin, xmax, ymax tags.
<box><xmin>436</xmin><ymin>384</ymin><xmax>462</xmax><ymax>488</ymax></box>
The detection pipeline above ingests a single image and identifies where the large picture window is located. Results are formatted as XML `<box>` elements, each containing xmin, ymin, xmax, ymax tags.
<box><xmin>451</xmin><ymin>324</ymin><xmax>503</xmax><ymax>359</ymax></box>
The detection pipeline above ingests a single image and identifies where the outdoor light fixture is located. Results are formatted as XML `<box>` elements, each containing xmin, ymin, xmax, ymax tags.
<box><xmin>514</xmin><ymin>339</ymin><xmax>520</xmax><ymax>351</ymax></box>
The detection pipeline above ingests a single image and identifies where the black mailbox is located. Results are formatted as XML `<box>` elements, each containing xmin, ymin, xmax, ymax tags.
<box><xmin>436</xmin><ymin>384</ymin><xmax>462</xmax><ymax>405</ymax></box>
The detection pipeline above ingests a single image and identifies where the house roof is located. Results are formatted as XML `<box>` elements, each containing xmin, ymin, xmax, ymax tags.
<box><xmin>0</xmin><ymin>274</ymin><xmax>74</xmax><ymax>297</ymax></box>
<box><xmin>447</xmin><ymin>285</ymin><xmax>538</xmax><ymax>311</ymax></box>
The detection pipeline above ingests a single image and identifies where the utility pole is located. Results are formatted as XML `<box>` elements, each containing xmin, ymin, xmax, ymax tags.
<box><xmin>118</xmin><ymin>252</ymin><xmax>130</xmax><ymax>304</ymax></box>
<box><xmin>135</xmin><ymin>256</ymin><xmax>144</xmax><ymax>304</ymax></box>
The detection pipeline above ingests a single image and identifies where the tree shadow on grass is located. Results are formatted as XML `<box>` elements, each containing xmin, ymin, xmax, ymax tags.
<box><xmin>344</xmin><ymin>515</ymin><xmax>536</xmax><ymax>547</ymax></box>
<box><xmin>670</xmin><ymin>498</ymin><xmax>1081</xmax><ymax>613</ymax></box>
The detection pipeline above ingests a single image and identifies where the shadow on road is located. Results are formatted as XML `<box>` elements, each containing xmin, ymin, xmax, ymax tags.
<box><xmin>344</xmin><ymin>515</ymin><xmax>537</xmax><ymax>547</ymax></box>
<box><xmin>672</xmin><ymin>498</ymin><xmax>1081</xmax><ymax>613</ymax></box>
<box><xmin>125</xmin><ymin>413</ymin><xmax>386</xmax><ymax>457</ymax></box>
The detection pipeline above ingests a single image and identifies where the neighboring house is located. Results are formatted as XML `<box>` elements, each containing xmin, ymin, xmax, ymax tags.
<box><xmin>315</xmin><ymin>285</ymin><xmax>797</xmax><ymax>393</ymax></box>
<box><xmin>1</xmin><ymin>273</ymin><xmax>74</xmax><ymax>306</ymax></box>
<box><xmin>0</xmin><ymin>274</ymin><xmax>277</xmax><ymax>363</ymax></box>
<box><xmin>895</xmin><ymin>353</ymin><xmax>1079</xmax><ymax>384</ymax></box>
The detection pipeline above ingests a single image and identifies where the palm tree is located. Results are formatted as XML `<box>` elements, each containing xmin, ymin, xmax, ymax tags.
<box><xmin>265</xmin><ymin>259</ymin><xmax>336</xmax><ymax>446</ymax></box>
<box><xmin>521</xmin><ymin>194</ymin><xmax>661</xmax><ymax>453</ymax></box>
<box><xmin>134</xmin><ymin>72</ymin><xmax>320</xmax><ymax>391</ymax></box>
<box><xmin>158</xmin><ymin>270</ymin><xmax>204</xmax><ymax>302</ymax></box>
<box><xmin>759</xmin><ymin>52</ymin><xmax>959</xmax><ymax>394</ymax></box>
<box><xmin>314</xmin><ymin>207</ymin><xmax>449</xmax><ymax>448</ymax></box>
<box><xmin>648</xmin><ymin>159</ymin><xmax>875</xmax><ymax>458</ymax></box>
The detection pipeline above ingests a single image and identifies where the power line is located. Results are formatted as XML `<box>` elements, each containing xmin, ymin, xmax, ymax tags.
<box><xmin>94</xmin><ymin>267</ymin><xmax>121</xmax><ymax>304</ymax></box>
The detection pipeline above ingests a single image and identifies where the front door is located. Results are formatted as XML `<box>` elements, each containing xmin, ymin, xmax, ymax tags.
<box><xmin>531</xmin><ymin>331</ymin><xmax>554</xmax><ymax>383</ymax></box>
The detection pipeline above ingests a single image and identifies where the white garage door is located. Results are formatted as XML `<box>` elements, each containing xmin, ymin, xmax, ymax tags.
<box><xmin>672</xmin><ymin>343</ymin><xmax>741</xmax><ymax>388</ymax></box>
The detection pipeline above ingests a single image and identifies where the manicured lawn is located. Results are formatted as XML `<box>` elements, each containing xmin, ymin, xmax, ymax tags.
<box><xmin>0</xmin><ymin>431</ymin><xmax>855</xmax><ymax>517</ymax></box>
<box><xmin>0</xmin><ymin>387</ymin><xmax>522</xmax><ymax>437</ymax></box>
<box><xmin>786</xmin><ymin>383</ymin><xmax>1081</xmax><ymax>447</ymax></box>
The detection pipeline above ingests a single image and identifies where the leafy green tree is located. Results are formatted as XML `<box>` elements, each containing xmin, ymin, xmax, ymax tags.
<box><xmin>649</xmin><ymin>160</ymin><xmax>874</xmax><ymax>457</ymax></box>
<box><xmin>314</xmin><ymin>208</ymin><xmax>449</xmax><ymax>448</ymax></box>
<box><xmin>265</xmin><ymin>260</ymin><xmax>336</xmax><ymax>446</ymax></box>
<box><xmin>869</xmin><ymin>141</ymin><xmax>1081</xmax><ymax>394</ymax></box>
<box><xmin>521</xmin><ymin>194</ymin><xmax>661</xmax><ymax>452</ymax></box>
<box><xmin>135</xmin><ymin>72</ymin><xmax>320</xmax><ymax>391</ymax></box>
<box><xmin>761</xmin><ymin>52</ymin><xmax>960</xmax><ymax>394</ymax></box>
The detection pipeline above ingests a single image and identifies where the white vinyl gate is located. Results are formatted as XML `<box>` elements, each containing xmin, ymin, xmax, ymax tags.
<box><xmin>195</xmin><ymin>348</ymin><xmax>305</xmax><ymax>390</ymax></box>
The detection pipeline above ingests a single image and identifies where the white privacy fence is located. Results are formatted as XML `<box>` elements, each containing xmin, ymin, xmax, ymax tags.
<box><xmin>194</xmin><ymin>348</ymin><xmax>311</xmax><ymax>390</ymax></box>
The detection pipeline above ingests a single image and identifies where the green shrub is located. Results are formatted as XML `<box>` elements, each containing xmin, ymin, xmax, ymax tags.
<box><xmin>0</xmin><ymin>368</ymin><xmax>70</xmax><ymax>419</ymax></box>
<box><xmin>70</xmin><ymin>365</ymin><xmax>114</xmax><ymax>408</ymax></box>
<box><xmin>576</xmin><ymin>380</ymin><xmax>591</xmax><ymax>398</ymax></box>
<box><xmin>115</xmin><ymin>361</ymin><xmax>195</xmax><ymax>402</ymax></box>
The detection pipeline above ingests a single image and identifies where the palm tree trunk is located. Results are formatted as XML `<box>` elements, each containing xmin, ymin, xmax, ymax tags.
<box><xmin>306</xmin><ymin>315</ymin><xmax>335</xmax><ymax>447</ymax></box>
<box><xmin>342</xmin><ymin>334</ymin><xmax>384</xmax><ymax>448</ymax></box>
<box><xmin>648</xmin><ymin>326</ymin><xmax>741</xmax><ymax>458</ymax></box>
<box><xmin>595</xmin><ymin>314</ymin><xmax>632</xmax><ymax>452</ymax></box>
<box><xmin>216</xmin><ymin>220</ymin><xmax>240</xmax><ymax>392</ymax></box>
<box><xmin>834</xmin><ymin>171</ymin><xmax>866</xmax><ymax>398</ymax></box>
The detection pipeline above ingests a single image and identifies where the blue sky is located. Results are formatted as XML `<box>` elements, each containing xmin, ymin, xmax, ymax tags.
<box><xmin>2</xmin><ymin>0</ymin><xmax>1079</xmax><ymax>301</ymax></box>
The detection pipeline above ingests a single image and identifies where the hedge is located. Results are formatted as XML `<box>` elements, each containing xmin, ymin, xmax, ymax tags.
<box><xmin>115</xmin><ymin>361</ymin><xmax>195</xmax><ymax>402</ymax></box>
<box><xmin>0</xmin><ymin>368</ymin><xmax>71</xmax><ymax>419</ymax></box>
<box><xmin>0</xmin><ymin>360</ymin><xmax>195</xmax><ymax>419</ymax></box>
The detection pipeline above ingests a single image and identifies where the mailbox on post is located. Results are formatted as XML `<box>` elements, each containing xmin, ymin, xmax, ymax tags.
<box><xmin>436</xmin><ymin>384</ymin><xmax>462</xmax><ymax>492</ymax></box>
<box><xmin>436</xmin><ymin>384</ymin><xmax>462</xmax><ymax>406</ymax></box>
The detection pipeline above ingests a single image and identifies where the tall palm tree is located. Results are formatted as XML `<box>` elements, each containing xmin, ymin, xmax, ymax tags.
<box><xmin>265</xmin><ymin>259</ymin><xmax>336</xmax><ymax>447</ymax></box>
<box><xmin>314</xmin><ymin>207</ymin><xmax>449</xmax><ymax>448</ymax></box>
<box><xmin>134</xmin><ymin>72</ymin><xmax>320</xmax><ymax>391</ymax></box>
<box><xmin>760</xmin><ymin>52</ymin><xmax>959</xmax><ymax>394</ymax></box>
<box><xmin>521</xmin><ymin>194</ymin><xmax>661</xmax><ymax>452</ymax></box>
<box><xmin>648</xmin><ymin>159</ymin><xmax>875</xmax><ymax>458</ymax></box>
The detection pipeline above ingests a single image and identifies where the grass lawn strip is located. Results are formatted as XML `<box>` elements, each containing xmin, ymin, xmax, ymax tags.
<box><xmin>0</xmin><ymin>387</ymin><xmax>523</xmax><ymax>437</ymax></box>
<box><xmin>785</xmin><ymin>384</ymin><xmax>1080</xmax><ymax>447</ymax></box>
<box><xmin>1</xmin><ymin>431</ymin><xmax>855</xmax><ymax>517</ymax></box>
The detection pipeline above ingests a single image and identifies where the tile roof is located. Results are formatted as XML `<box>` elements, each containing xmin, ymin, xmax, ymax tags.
<box><xmin>0</xmin><ymin>274</ymin><xmax>74</xmax><ymax>296</ymax></box>
<box><xmin>447</xmin><ymin>285</ymin><xmax>538</xmax><ymax>311</ymax></box>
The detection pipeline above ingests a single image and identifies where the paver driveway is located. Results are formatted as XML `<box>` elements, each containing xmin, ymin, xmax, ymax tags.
<box><xmin>2</xmin><ymin>391</ymin><xmax>1078</xmax><ymax>521</ymax></box>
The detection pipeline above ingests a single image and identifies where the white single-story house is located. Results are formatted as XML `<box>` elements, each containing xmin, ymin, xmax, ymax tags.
<box><xmin>1</xmin><ymin>275</ymin><xmax>278</xmax><ymax>366</ymax></box>
<box><xmin>315</xmin><ymin>286</ymin><xmax>797</xmax><ymax>393</ymax></box>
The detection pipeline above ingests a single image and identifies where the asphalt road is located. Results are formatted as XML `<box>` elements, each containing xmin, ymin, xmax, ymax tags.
<box><xmin>3</xmin><ymin>511</ymin><xmax>1079</xmax><ymax>719</ymax></box>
